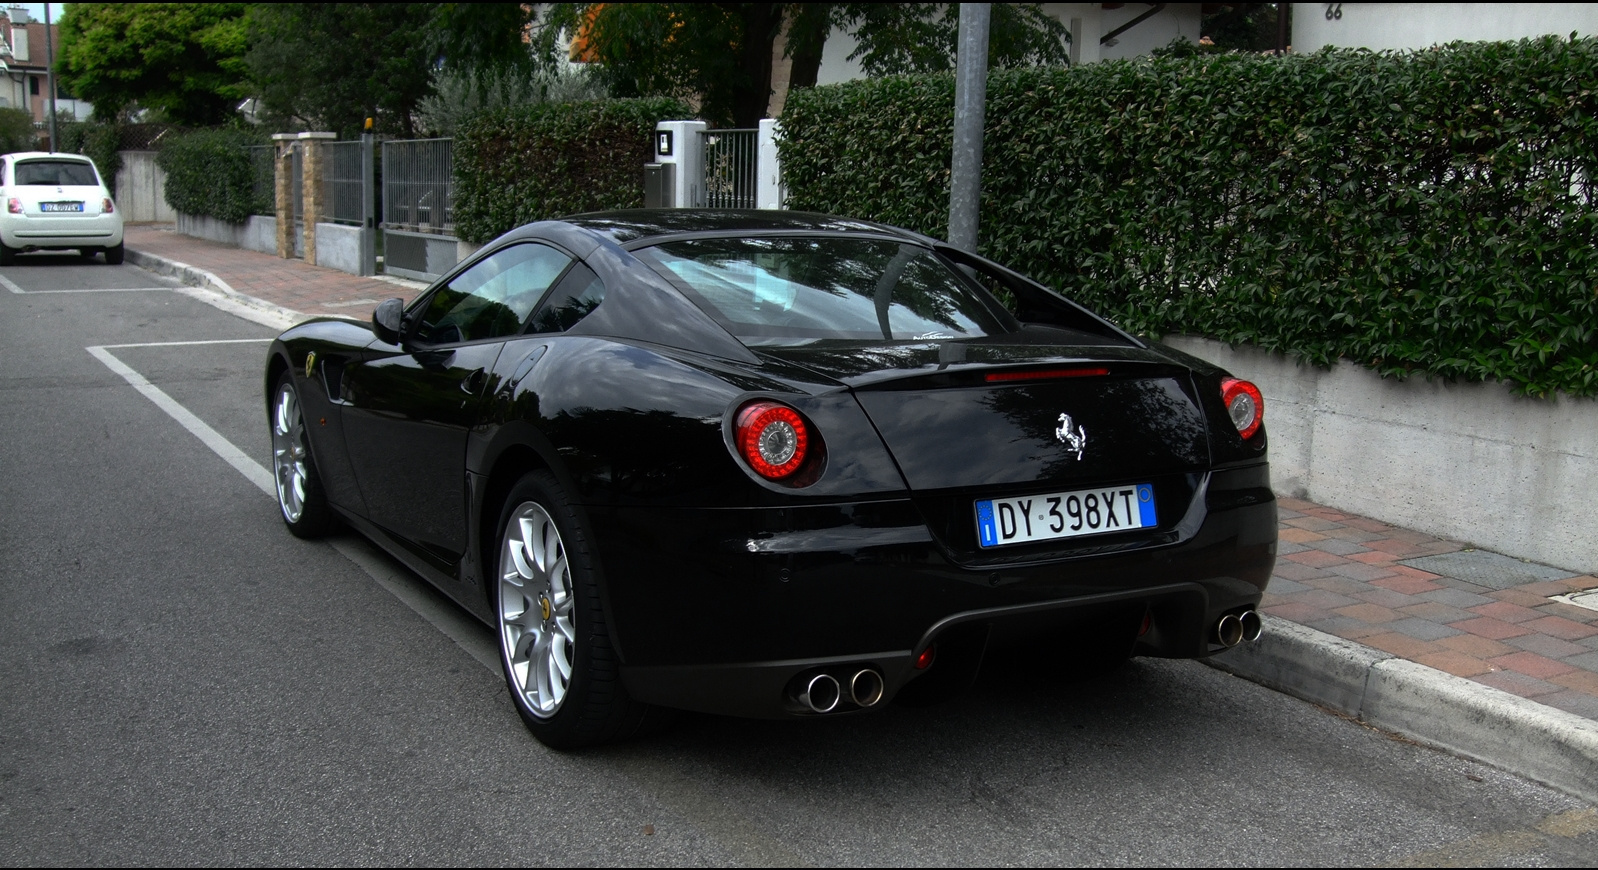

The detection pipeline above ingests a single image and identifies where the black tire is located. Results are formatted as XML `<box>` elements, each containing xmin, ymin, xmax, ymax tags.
<box><xmin>269</xmin><ymin>372</ymin><xmax>338</xmax><ymax>538</ymax></box>
<box><xmin>104</xmin><ymin>243</ymin><xmax>125</xmax><ymax>265</ymax></box>
<box><xmin>493</xmin><ymin>471</ymin><xmax>668</xmax><ymax>749</ymax></box>
<box><xmin>0</xmin><ymin>242</ymin><xmax>15</xmax><ymax>266</ymax></box>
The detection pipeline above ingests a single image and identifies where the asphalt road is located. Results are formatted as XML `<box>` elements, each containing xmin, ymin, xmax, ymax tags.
<box><xmin>2</xmin><ymin>255</ymin><xmax>1596</xmax><ymax>866</ymax></box>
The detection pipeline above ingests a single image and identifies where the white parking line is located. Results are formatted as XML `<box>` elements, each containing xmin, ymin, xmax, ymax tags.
<box><xmin>0</xmin><ymin>270</ymin><xmax>176</xmax><ymax>294</ymax></box>
<box><xmin>98</xmin><ymin>338</ymin><xmax>273</xmax><ymax>350</ymax></box>
<box><xmin>84</xmin><ymin>342</ymin><xmax>500</xmax><ymax>674</ymax></box>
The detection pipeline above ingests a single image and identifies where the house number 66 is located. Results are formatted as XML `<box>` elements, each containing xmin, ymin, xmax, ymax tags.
<box><xmin>1325</xmin><ymin>3</ymin><xmax>1343</xmax><ymax>20</ymax></box>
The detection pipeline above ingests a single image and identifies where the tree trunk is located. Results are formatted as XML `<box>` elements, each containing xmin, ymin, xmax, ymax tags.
<box><xmin>732</xmin><ymin>4</ymin><xmax>785</xmax><ymax>127</ymax></box>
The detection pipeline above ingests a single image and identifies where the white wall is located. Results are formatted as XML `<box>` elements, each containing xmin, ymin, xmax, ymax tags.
<box><xmin>114</xmin><ymin>151</ymin><xmax>175</xmax><ymax>223</ymax></box>
<box><xmin>1294</xmin><ymin>2</ymin><xmax>1598</xmax><ymax>52</ymax></box>
<box><xmin>1167</xmin><ymin>336</ymin><xmax>1598</xmax><ymax>575</ymax></box>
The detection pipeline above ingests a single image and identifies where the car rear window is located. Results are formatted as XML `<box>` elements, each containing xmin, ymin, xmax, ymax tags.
<box><xmin>15</xmin><ymin>160</ymin><xmax>99</xmax><ymax>186</ymax></box>
<box><xmin>636</xmin><ymin>237</ymin><xmax>1015</xmax><ymax>345</ymax></box>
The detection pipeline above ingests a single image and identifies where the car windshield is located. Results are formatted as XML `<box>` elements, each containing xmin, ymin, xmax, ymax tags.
<box><xmin>15</xmin><ymin>160</ymin><xmax>99</xmax><ymax>186</ymax></box>
<box><xmin>636</xmin><ymin>237</ymin><xmax>1014</xmax><ymax>345</ymax></box>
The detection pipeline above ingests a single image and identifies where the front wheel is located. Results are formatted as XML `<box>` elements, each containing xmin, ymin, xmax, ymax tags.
<box><xmin>495</xmin><ymin>471</ymin><xmax>667</xmax><ymax>749</ymax></box>
<box><xmin>270</xmin><ymin>372</ymin><xmax>337</xmax><ymax>538</ymax></box>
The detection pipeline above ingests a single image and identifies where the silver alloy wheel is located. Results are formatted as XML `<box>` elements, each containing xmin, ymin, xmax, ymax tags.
<box><xmin>271</xmin><ymin>382</ymin><xmax>310</xmax><ymax>523</ymax></box>
<box><xmin>499</xmin><ymin>502</ymin><xmax>576</xmax><ymax>718</ymax></box>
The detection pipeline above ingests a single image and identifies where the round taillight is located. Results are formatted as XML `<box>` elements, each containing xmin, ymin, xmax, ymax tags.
<box><xmin>735</xmin><ymin>401</ymin><xmax>809</xmax><ymax>480</ymax></box>
<box><xmin>1220</xmin><ymin>377</ymin><xmax>1264</xmax><ymax>440</ymax></box>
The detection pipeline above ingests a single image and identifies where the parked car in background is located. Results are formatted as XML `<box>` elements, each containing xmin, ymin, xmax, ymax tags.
<box><xmin>0</xmin><ymin>151</ymin><xmax>124</xmax><ymax>265</ymax></box>
<box><xmin>264</xmin><ymin>210</ymin><xmax>1277</xmax><ymax>749</ymax></box>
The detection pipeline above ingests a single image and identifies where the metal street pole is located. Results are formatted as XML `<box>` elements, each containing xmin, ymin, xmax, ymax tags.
<box><xmin>948</xmin><ymin>2</ymin><xmax>990</xmax><ymax>251</ymax></box>
<box><xmin>45</xmin><ymin>2</ymin><xmax>58</xmax><ymax>151</ymax></box>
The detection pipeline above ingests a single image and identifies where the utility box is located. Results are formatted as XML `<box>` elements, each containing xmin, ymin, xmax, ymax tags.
<box><xmin>644</xmin><ymin>162</ymin><xmax>675</xmax><ymax>209</ymax></box>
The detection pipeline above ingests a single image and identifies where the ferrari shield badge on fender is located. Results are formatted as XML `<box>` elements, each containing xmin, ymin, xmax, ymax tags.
<box><xmin>1055</xmin><ymin>413</ymin><xmax>1087</xmax><ymax>460</ymax></box>
<box><xmin>304</xmin><ymin>351</ymin><xmax>317</xmax><ymax>378</ymax></box>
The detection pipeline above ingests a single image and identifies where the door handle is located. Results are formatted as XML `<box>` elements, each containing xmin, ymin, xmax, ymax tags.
<box><xmin>461</xmin><ymin>368</ymin><xmax>487</xmax><ymax>394</ymax></box>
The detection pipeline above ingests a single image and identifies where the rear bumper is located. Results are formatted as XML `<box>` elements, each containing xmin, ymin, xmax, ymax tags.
<box><xmin>1</xmin><ymin>215</ymin><xmax>124</xmax><ymax>250</ymax></box>
<box><xmin>596</xmin><ymin>463</ymin><xmax>1277</xmax><ymax>718</ymax></box>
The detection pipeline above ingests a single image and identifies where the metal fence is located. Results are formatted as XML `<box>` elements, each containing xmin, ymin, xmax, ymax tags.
<box><xmin>701</xmin><ymin>128</ymin><xmax>758</xmax><ymax>209</ymax></box>
<box><xmin>382</xmin><ymin>138</ymin><xmax>453</xmax><ymax>234</ymax></box>
<box><xmin>247</xmin><ymin>145</ymin><xmax>275</xmax><ymax>217</ymax></box>
<box><xmin>320</xmin><ymin>140</ymin><xmax>366</xmax><ymax>226</ymax></box>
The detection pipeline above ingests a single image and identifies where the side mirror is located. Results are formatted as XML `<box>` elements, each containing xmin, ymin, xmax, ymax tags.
<box><xmin>372</xmin><ymin>297</ymin><xmax>405</xmax><ymax>345</ymax></box>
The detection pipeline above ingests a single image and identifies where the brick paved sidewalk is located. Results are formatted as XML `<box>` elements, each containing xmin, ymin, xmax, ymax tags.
<box><xmin>124</xmin><ymin>224</ymin><xmax>422</xmax><ymax>318</ymax></box>
<box><xmin>125</xmin><ymin>223</ymin><xmax>1598</xmax><ymax>722</ymax></box>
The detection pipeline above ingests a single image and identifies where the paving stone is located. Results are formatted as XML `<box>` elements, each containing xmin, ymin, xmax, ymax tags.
<box><xmin>1260</xmin><ymin>602</ymin><xmax>1332</xmax><ymax>623</ymax></box>
<box><xmin>1270</xmin><ymin>561</ymin><xmax>1335</xmax><ymax>582</ymax></box>
<box><xmin>1470</xmin><ymin>670</ymin><xmax>1563</xmax><ymax>698</ymax></box>
<box><xmin>1348</xmin><ymin>550</ymin><xmax>1401</xmax><ymax>566</ymax></box>
<box><xmin>1371</xmin><ymin>575</ymin><xmax>1444</xmax><ymax>595</ymax></box>
<box><xmin>1550</xmin><ymin>668</ymin><xmax>1598</xmax><ymax>694</ymax></box>
<box><xmin>1559</xmin><ymin>651</ymin><xmax>1598</xmax><ymax>672</ymax></box>
<box><xmin>1278</xmin><ymin>527</ymin><xmax>1327</xmax><ymax>544</ymax></box>
<box><xmin>1382</xmin><ymin>618</ymin><xmax>1463</xmax><ymax>642</ymax></box>
<box><xmin>1438</xmin><ymin>633</ymin><xmax>1517</xmax><ymax>659</ymax></box>
<box><xmin>1294</xmin><ymin>589</ymin><xmax>1362</xmax><ymax>610</ymax></box>
<box><xmin>1414</xmin><ymin>650</ymin><xmax>1494</xmax><ymax>678</ymax></box>
<box><xmin>1355</xmin><ymin>587</ymin><xmax>1423</xmax><ymax>609</ymax></box>
<box><xmin>1418</xmin><ymin>587</ymin><xmax>1496</xmax><ymax>609</ymax></box>
<box><xmin>1285</xmin><ymin>549</ymin><xmax>1350</xmax><ymax>569</ymax></box>
<box><xmin>1285</xmin><ymin>516</ymin><xmax>1342</xmax><ymax>532</ymax></box>
<box><xmin>1533</xmin><ymin>691</ymin><xmax>1598</xmax><ymax>720</ymax></box>
<box><xmin>1522</xmin><ymin>614</ymin><xmax>1598</xmax><ymax>641</ymax></box>
<box><xmin>1535</xmin><ymin>601</ymin><xmax>1598</xmax><ymax>623</ymax></box>
<box><xmin>1261</xmin><ymin>576</ymin><xmax>1309</xmax><ymax>595</ymax></box>
<box><xmin>1341</xmin><ymin>517</ymin><xmax>1393</xmax><ymax>533</ymax></box>
<box><xmin>1360</xmin><ymin>631</ymin><xmax>1441</xmax><ymax>659</ymax></box>
<box><xmin>1274</xmin><ymin>540</ymin><xmax>1310</xmax><ymax>556</ymax></box>
<box><xmin>1504</xmin><ymin>633</ymin><xmax>1595</xmax><ymax>660</ymax></box>
<box><xmin>1303</xmin><ymin>616</ymin><xmax>1390</xmax><ymax>640</ymax></box>
<box><xmin>1468</xmin><ymin>600</ymin><xmax>1545</xmax><ymax>624</ymax></box>
<box><xmin>1334</xmin><ymin>602</ymin><xmax>1402</xmax><ymax>624</ymax></box>
<box><xmin>1329</xmin><ymin>562</ymin><xmax>1400</xmax><ymax>583</ymax></box>
<box><xmin>1452</xmin><ymin>616</ymin><xmax>1533</xmax><ymax>641</ymax></box>
<box><xmin>1487</xmin><ymin>651</ymin><xmax>1576</xmax><ymax>680</ymax></box>
<box><xmin>1313</xmin><ymin>538</ymin><xmax>1373</xmax><ymax>556</ymax></box>
<box><xmin>1301</xmin><ymin>575</ymin><xmax>1373</xmax><ymax>596</ymax></box>
<box><xmin>1396</xmin><ymin>600</ymin><xmax>1478</xmax><ymax>624</ymax></box>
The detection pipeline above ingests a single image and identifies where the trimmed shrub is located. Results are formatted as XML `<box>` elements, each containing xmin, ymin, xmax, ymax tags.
<box><xmin>780</xmin><ymin>37</ymin><xmax>1598</xmax><ymax>398</ymax></box>
<box><xmin>157</xmin><ymin>128</ymin><xmax>268</xmax><ymax>224</ymax></box>
<box><xmin>0</xmin><ymin>107</ymin><xmax>37</xmax><ymax>153</ymax></box>
<box><xmin>453</xmin><ymin>97</ymin><xmax>691</xmax><ymax>244</ymax></box>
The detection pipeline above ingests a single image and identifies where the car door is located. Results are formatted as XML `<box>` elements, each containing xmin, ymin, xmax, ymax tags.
<box><xmin>340</xmin><ymin>242</ymin><xmax>576</xmax><ymax>568</ymax></box>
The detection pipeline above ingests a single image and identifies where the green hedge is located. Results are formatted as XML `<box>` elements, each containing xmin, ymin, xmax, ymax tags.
<box><xmin>157</xmin><ymin>128</ymin><xmax>268</xmax><ymax>224</ymax></box>
<box><xmin>780</xmin><ymin>37</ymin><xmax>1598</xmax><ymax>398</ymax></box>
<box><xmin>54</xmin><ymin>121</ymin><xmax>123</xmax><ymax>191</ymax></box>
<box><xmin>453</xmin><ymin>97</ymin><xmax>691</xmax><ymax>244</ymax></box>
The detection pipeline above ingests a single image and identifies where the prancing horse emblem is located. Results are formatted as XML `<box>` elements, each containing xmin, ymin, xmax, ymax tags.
<box><xmin>1055</xmin><ymin>413</ymin><xmax>1087</xmax><ymax>460</ymax></box>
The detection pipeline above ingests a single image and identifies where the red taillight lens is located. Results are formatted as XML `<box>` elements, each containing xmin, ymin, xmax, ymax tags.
<box><xmin>735</xmin><ymin>401</ymin><xmax>809</xmax><ymax>480</ymax></box>
<box><xmin>102</xmin><ymin>197</ymin><xmax>115</xmax><ymax>214</ymax></box>
<box><xmin>1220</xmin><ymin>377</ymin><xmax>1264</xmax><ymax>440</ymax></box>
<box><xmin>915</xmin><ymin>645</ymin><xmax>936</xmax><ymax>670</ymax></box>
<box><xmin>6</xmin><ymin>198</ymin><xmax>21</xmax><ymax>214</ymax></box>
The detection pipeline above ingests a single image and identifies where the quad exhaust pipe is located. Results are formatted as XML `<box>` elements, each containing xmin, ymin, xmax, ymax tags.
<box><xmin>1215</xmin><ymin>610</ymin><xmax>1263</xmax><ymax>648</ymax></box>
<box><xmin>794</xmin><ymin>668</ymin><xmax>885</xmax><ymax>713</ymax></box>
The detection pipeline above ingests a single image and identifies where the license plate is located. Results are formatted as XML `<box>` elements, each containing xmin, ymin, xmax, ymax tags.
<box><xmin>976</xmin><ymin>483</ymin><xmax>1156</xmax><ymax>548</ymax></box>
<box><xmin>41</xmin><ymin>202</ymin><xmax>84</xmax><ymax>212</ymax></box>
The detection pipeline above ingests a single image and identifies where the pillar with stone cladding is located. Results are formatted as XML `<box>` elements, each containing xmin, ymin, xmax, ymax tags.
<box><xmin>272</xmin><ymin>133</ymin><xmax>296</xmax><ymax>259</ymax></box>
<box><xmin>298</xmin><ymin>132</ymin><xmax>336</xmax><ymax>267</ymax></box>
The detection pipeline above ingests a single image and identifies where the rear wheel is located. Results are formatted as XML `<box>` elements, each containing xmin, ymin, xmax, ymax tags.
<box><xmin>495</xmin><ymin>471</ymin><xmax>667</xmax><ymax>749</ymax></box>
<box><xmin>104</xmin><ymin>243</ymin><xmax>124</xmax><ymax>265</ymax></box>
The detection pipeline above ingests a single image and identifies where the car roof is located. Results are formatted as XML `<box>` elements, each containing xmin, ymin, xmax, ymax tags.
<box><xmin>562</xmin><ymin>209</ymin><xmax>937</xmax><ymax>248</ymax></box>
<box><xmin>3</xmin><ymin>151</ymin><xmax>95</xmax><ymax>162</ymax></box>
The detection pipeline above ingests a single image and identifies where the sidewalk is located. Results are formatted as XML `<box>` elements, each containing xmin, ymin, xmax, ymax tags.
<box><xmin>122</xmin><ymin>223</ymin><xmax>1598</xmax><ymax>803</ymax></box>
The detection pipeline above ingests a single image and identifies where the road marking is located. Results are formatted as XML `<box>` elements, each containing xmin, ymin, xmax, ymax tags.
<box><xmin>84</xmin><ymin>341</ymin><xmax>808</xmax><ymax>866</ymax></box>
<box><xmin>0</xmin><ymin>272</ymin><xmax>177</xmax><ymax>294</ymax></box>
<box><xmin>98</xmin><ymin>338</ymin><xmax>273</xmax><ymax>350</ymax></box>
<box><xmin>83</xmin><ymin>342</ymin><xmax>502</xmax><ymax>679</ymax></box>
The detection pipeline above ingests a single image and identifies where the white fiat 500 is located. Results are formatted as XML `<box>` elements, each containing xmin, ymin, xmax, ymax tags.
<box><xmin>0</xmin><ymin>151</ymin><xmax>124</xmax><ymax>265</ymax></box>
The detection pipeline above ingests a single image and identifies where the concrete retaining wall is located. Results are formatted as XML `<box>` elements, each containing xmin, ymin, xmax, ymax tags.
<box><xmin>313</xmin><ymin>223</ymin><xmax>363</xmax><ymax>275</ymax></box>
<box><xmin>114</xmin><ymin>151</ymin><xmax>174</xmax><ymax>223</ymax></box>
<box><xmin>1167</xmin><ymin>336</ymin><xmax>1598</xmax><ymax>574</ymax></box>
<box><xmin>175</xmin><ymin>213</ymin><xmax>280</xmax><ymax>257</ymax></box>
<box><xmin>382</xmin><ymin>229</ymin><xmax>458</xmax><ymax>282</ymax></box>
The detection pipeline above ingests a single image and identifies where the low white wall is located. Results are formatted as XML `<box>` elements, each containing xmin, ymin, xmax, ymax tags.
<box><xmin>1167</xmin><ymin>336</ymin><xmax>1598</xmax><ymax>574</ymax></box>
<box><xmin>175</xmin><ymin>213</ymin><xmax>278</xmax><ymax>256</ymax></box>
<box><xmin>313</xmin><ymin>222</ymin><xmax>363</xmax><ymax>275</ymax></box>
<box><xmin>114</xmin><ymin>151</ymin><xmax>174</xmax><ymax>223</ymax></box>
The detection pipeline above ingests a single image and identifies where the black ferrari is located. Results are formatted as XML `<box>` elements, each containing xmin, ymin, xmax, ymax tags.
<box><xmin>265</xmin><ymin>210</ymin><xmax>1276</xmax><ymax>748</ymax></box>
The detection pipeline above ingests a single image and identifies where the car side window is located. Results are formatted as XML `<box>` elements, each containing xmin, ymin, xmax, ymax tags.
<box><xmin>526</xmin><ymin>263</ymin><xmax>605</xmax><ymax>334</ymax></box>
<box><xmin>411</xmin><ymin>243</ymin><xmax>573</xmax><ymax>345</ymax></box>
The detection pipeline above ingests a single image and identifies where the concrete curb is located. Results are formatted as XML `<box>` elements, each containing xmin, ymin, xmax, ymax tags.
<box><xmin>1208</xmin><ymin>616</ymin><xmax>1598</xmax><ymax>805</ymax></box>
<box><xmin>124</xmin><ymin>248</ymin><xmax>303</xmax><ymax>332</ymax></box>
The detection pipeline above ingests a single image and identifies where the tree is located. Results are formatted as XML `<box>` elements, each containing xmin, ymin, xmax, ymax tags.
<box><xmin>55</xmin><ymin>3</ymin><xmax>250</xmax><ymax>125</ymax></box>
<box><xmin>246</xmin><ymin>3</ymin><xmax>436</xmax><ymax>138</ymax></box>
<box><xmin>534</xmin><ymin>4</ymin><xmax>1071</xmax><ymax>128</ymax></box>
